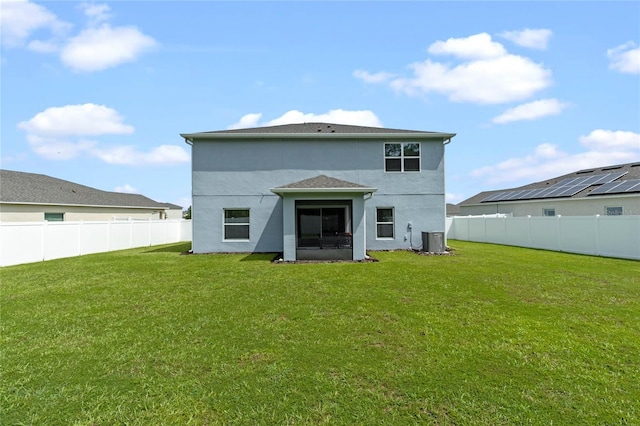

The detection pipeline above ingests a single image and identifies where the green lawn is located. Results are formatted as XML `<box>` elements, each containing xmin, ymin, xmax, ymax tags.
<box><xmin>1</xmin><ymin>241</ymin><xmax>639</xmax><ymax>425</ymax></box>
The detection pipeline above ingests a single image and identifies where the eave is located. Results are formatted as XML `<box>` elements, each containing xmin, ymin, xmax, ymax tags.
<box><xmin>270</xmin><ymin>187</ymin><xmax>378</xmax><ymax>195</ymax></box>
<box><xmin>182</xmin><ymin>132</ymin><xmax>456</xmax><ymax>144</ymax></box>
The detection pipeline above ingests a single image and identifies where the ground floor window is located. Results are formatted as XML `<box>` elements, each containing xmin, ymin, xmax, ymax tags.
<box><xmin>376</xmin><ymin>207</ymin><xmax>394</xmax><ymax>239</ymax></box>
<box><xmin>44</xmin><ymin>212</ymin><xmax>64</xmax><ymax>221</ymax></box>
<box><xmin>224</xmin><ymin>209</ymin><xmax>249</xmax><ymax>240</ymax></box>
<box><xmin>543</xmin><ymin>208</ymin><xmax>555</xmax><ymax>217</ymax></box>
<box><xmin>606</xmin><ymin>206</ymin><xmax>623</xmax><ymax>216</ymax></box>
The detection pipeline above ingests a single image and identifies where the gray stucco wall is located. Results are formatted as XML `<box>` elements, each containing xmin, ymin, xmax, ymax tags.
<box><xmin>191</xmin><ymin>137</ymin><xmax>446</xmax><ymax>254</ymax></box>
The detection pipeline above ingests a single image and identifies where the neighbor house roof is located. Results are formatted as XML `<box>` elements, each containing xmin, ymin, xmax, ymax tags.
<box><xmin>460</xmin><ymin>162</ymin><xmax>640</xmax><ymax>206</ymax></box>
<box><xmin>182</xmin><ymin>122</ymin><xmax>456</xmax><ymax>142</ymax></box>
<box><xmin>0</xmin><ymin>170</ymin><xmax>175</xmax><ymax>209</ymax></box>
<box><xmin>271</xmin><ymin>175</ymin><xmax>377</xmax><ymax>195</ymax></box>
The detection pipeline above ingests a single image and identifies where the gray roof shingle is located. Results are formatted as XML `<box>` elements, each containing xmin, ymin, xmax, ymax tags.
<box><xmin>195</xmin><ymin>122</ymin><xmax>438</xmax><ymax>135</ymax></box>
<box><xmin>276</xmin><ymin>175</ymin><xmax>371</xmax><ymax>189</ymax></box>
<box><xmin>0</xmin><ymin>170</ymin><xmax>174</xmax><ymax>209</ymax></box>
<box><xmin>181</xmin><ymin>122</ymin><xmax>456</xmax><ymax>141</ymax></box>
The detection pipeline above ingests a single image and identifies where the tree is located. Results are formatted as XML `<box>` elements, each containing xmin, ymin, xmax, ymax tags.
<box><xmin>183</xmin><ymin>206</ymin><xmax>191</xmax><ymax>219</ymax></box>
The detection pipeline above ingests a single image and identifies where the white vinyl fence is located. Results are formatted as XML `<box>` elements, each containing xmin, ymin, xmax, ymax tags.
<box><xmin>446</xmin><ymin>215</ymin><xmax>640</xmax><ymax>260</ymax></box>
<box><xmin>0</xmin><ymin>219</ymin><xmax>192</xmax><ymax>267</ymax></box>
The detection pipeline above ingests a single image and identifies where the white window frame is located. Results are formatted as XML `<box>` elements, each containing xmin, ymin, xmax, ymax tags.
<box><xmin>223</xmin><ymin>208</ymin><xmax>250</xmax><ymax>241</ymax></box>
<box><xmin>605</xmin><ymin>206</ymin><xmax>623</xmax><ymax>216</ymax></box>
<box><xmin>384</xmin><ymin>142</ymin><xmax>421</xmax><ymax>173</ymax></box>
<box><xmin>543</xmin><ymin>208</ymin><xmax>556</xmax><ymax>217</ymax></box>
<box><xmin>376</xmin><ymin>207</ymin><xmax>395</xmax><ymax>239</ymax></box>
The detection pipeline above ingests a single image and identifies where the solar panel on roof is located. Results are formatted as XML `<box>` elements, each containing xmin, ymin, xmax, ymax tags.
<box><xmin>589</xmin><ymin>179</ymin><xmax>640</xmax><ymax>195</ymax></box>
<box><xmin>554</xmin><ymin>177</ymin><xmax>582</xmax><ymax>187</ymax></box>
<box><xmin>592</xmin><ymin>171</ymin><xmax>627</xmax><ymax>185</ymax></box>
<box><xmin>552</xmin><ymin>184</ymin><xmax>591</xmax><ymax>197</ymax></box>
<box><xmin>513</xmin><ymin>189</ymin><xmax>538</xmax><ymax>200</ymax></box>
<box><xmin>481</xmin><ymin>192</ymin><xmax>507</xmax><ymax>202</ymax></box>
<box><xmin>549</xmin><ymin>171</ymin><xmax>628</xmax><ymax>189</ymax></box>
<box><xmin>501</xmin><ymin>190</ymin><xmax>527</xmax><ymax>200</ymax></box>
<box><xmin>480</xmin><ymin>172</ymin><xmax>633</xmax><ymax>203</ymax></box>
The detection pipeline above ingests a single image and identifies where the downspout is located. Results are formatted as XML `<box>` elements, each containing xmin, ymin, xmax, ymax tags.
<box><xmin>442</xmin><ymin>137</ymin><xmax>452</xmax><ymax>247</ymax></box>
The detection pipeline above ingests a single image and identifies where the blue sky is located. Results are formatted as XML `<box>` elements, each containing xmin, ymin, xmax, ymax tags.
<box><xmin>1</xmin><ymin>1</ymin><xmax>639</xmax><ymax>209</ymax></box>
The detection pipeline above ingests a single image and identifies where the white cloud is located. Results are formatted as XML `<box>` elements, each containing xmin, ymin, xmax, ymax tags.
<box><xmin>499</xmin><ymin>29</ymin><xmax>552</xmax><ymax>50</ymax></box>
<box><xmin>352</xmin><ymin>69</ymin><xmax>395</xmax><ymax>83</ymax></box>
<box><xmin>114</xmin><ymin>184</ymin><xmax>138</xmax><ymax>194</ymax></box>
<box><xmin>18</xmin><ymin>104</ymin><xmax>134</xmax><ymax>136</ymax></box>
<box><xmin>492</xmin><ymin>98</ymin><xmax>569</xmax><ymax>124</ymax></box>
<box><xmin>607</xmin><ymin>42</ymin><xmax>640</xmax><ymax>74</ymax></box>
<box><xmin>579</xmin><ymin>129</ymin><xmax>640</xmax><ymax>151</ymax></box>
<box><xmin>227</xmin><ymin>113</ymin><xmax>263</xmax><ymax>130</ymax></box>
<box><xmin>0</xmin><ymin>0</ymin><xmax>70</xmax><ymax>47</ymax></box>
<box><xmin>18</xmin><ymin>103</ymin><xmax>189</xmax><ymax>165</ymax></box>
<box><xmin>470</xmin><ymin>130</ymin><xmax>640</xmax><ymax>185</ymax></box>
<box><xmin>80</xmin><ymin>2</ymin><xmax>112</xmax><ymax>26</ymax></box>
<box><xmin>93</xmin><ymin>145</ymin><xmax>190</xmax><ymax>166</ymax></box>
<box><xmin>228</xmin><ymin>109</ymin><xmax>383</xmax><ymax>129</ymax></box>
<box><xmin>1</xmin><ymin>1</ymin><xmax>156</xmax><ymax>72</ymax></box>
<box><xmin>358</xmin><ymin>32</ymin><xmax>552</xmax><ymax>105</ymax></box>
<box><xmin>391</xmin><ymin>54</ymin><xmax>551</xmax><ymax>104</ymax></box>
<box><xmin>61</xmin><ymin>24</ymin><xmax>157</xmax><ymax>72</ymax></box>
<box><xmin>27</xmin><ymin>39</ymin><xmax>60</xmax><ymax>53</ymax></box>
<box><xmin>428</xmin><ymin>33</ymin><xmax>507</xmax><ymax>59</ymax></box>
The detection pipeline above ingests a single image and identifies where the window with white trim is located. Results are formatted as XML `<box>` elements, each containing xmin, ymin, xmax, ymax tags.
<box><xmin>606</xmin><ymin>206</ymin><xmax>623</xmax><ymax>216</ymax></box>
<box><xmin>384</xmin><ymin>142</ymin><xmax>420</xmax><ymax>172</ymax></box>
<box><xmin>223</xmin><ymin>209</ymin><xmax>250</xmax><ymax>240</ymax></box>
<box><xmin>376</xmin><ymin>207</ymin><xmax>394</xmax><ymax>239</ymax></box>
<box><xmin>543</xmin><ymin>208</ymin><xmax>555</xmax><ymax>217</ymax></box>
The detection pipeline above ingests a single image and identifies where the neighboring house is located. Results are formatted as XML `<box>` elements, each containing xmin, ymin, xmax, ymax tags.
<box><xmin>446</xmin><ymin>203</ymin><xmax>461</xmax><ymax>217</ymax></box>
<box><xmin>0</xmin><ymin>170</ymin><xmax>181</xmax><ymax>222</ymax></box>
<box><xmin>181</xmin><ymin>122</ymin><xmax>455</xmax><ymax>261</ymax></box>
<box><xmin>458</xmin><ymin>162</ymin><xmax>640</xmax><ymax>217</ymax></box>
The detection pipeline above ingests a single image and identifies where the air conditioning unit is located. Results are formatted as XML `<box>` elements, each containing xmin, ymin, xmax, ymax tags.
<box><xmin>422</xmin><ymin>232</ymin><xmax>444</xmax><ymax>253</ymax></box>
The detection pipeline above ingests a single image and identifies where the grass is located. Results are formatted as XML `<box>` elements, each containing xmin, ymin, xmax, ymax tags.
<box><xmin>1</xmin><ymin>241</ymin><xmax>639</xmax><ymax>425</ymax></box>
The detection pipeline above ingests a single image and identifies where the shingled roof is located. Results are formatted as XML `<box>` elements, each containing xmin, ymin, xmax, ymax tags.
<box><xmin>0</xmin><ymin>170</ymin><xmax>174</xmax><ymax>209</ymax></box>
<box><xmin>182</xmin><ymin>122</ymin><xmax>456</xmax><ymax>141</ymax></box>
<box><xmin>271</xmin><ymin>175</ymin><xmax>377</xmax><ymax>194</ymax></box>
<box><xmin>195</xmin><ymin>122</ymin><xmax>440</xmax><ymax>134</ymax></box>
<box><xmin>460</xmin><ymin>162</ymin><xmax>640</xmax><ymax>206</ymax></box>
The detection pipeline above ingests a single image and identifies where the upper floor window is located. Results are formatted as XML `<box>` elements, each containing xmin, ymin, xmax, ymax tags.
<box><xmin>224</xmin><ymin>209</ymin><xmax>250</xmax><ymax>240</ymax></box>
<box><xmin>385</xmin><ymin>143</ymin><xmax>420</xmax><ymax>172</ymax></box>
<box><xmin>543</xmin><ymin>208</ymin><xmax>555</xmax><ymax>217</ymax></box>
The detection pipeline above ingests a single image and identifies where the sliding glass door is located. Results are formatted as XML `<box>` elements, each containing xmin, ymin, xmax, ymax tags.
<box><xmin>296</xmin><ymin>203</ymin><xmax>351</xmax><ymax>248</ymax></box>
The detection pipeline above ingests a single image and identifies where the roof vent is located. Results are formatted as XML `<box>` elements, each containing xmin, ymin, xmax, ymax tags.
<box><xmin>576</xmin><ymin>169</ymin><xmax>594</xmax><ymax>174</ymax></box>
<box><xmin>602</xmin><ymin>166</ymin><xmax>622</xmax><ymax>171</ymax></box>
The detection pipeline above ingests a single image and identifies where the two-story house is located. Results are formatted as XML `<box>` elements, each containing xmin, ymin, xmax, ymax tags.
<box><xmin>181</xmin><ymin>123</ymin><xmax>455</xmax><ymax>261</ymax></box>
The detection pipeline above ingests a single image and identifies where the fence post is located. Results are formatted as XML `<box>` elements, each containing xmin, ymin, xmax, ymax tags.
<box><xmin>557</xmin><ymin>215</ymin><xmax>562</xmax><ymax>253</ymax></box>
<box><xmin>594</xmin><ymin>215</ymin><xmax>600</xmax><ymax>256</ymax></box>
<box><xmin>41</xmin><ymin>220</ymin><xmax>47</xmax><ymax>261</ymax></box>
